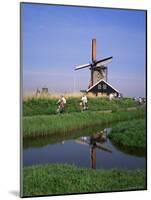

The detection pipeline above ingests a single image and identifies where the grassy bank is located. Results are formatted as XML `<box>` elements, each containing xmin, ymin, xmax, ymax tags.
<box><xmin>23</xmin><ymin>123</ymin><xmax>109</xmax><ymax>149</ymax></box>
<box><xmin>23</xmin><ymin>108</ymin><xmax>145</xmax><ymax>138</ymax></box>
<box><xmin>23</xmin><ymin>97</ymin><xmax>139</xmax><ymax>116</ymax></box>
<box><xmin>23</xmin><ymin>164</ymin><xmax>146</xmax><ymax>197</ymax></box>
<box><xmin>109</xmin><ymin>118</ymin><xmax>146</xmax><ymax>148</ymax></box>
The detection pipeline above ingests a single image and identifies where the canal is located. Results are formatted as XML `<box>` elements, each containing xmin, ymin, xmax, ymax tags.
<box><xmin>23</xmin><ymin>125</ymin><xmax>146</xmax><ymax>169</ymax></box>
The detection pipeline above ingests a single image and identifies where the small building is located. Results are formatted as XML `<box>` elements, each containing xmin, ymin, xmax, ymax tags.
<box><xmin>86</xmin><ymin>79</ymin><xmax>119</xmax><ymax>97</ymax></box>
<box><xmin>41</xmin><ymin>87</ymin><xmax>48</xmax><ymax>94</ymax></box>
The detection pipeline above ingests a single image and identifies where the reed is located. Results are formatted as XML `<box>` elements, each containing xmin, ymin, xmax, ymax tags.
<box><xmin>23</xmin><ymin>108</ymin><xmax>145</xmax><ymax>139</ymax></box>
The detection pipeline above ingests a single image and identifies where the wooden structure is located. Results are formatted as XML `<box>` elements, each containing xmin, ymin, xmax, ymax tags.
<box><xmin>75</xmin><ymin>39</ymin><xmax>119</xmax><ymax>97</ymax></box>
<box><xmin>87</xmin><ymin>79</ymin><xmax>119</xmax><ymax>97</ymax></box>
<box><xmin>35</xmin><ymin>87</ymin><xmax>49</xmax><ymax>97</ymax></box>
<box><xmin>42</xmin><ymin>87</ymin><xmax>48</xmax><ymax>94</ymax></box>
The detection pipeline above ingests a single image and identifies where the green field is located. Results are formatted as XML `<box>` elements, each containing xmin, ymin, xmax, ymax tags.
<box><xmin>23</xmin><ymin>164</ymin><xmax>146</xmax><ymax>197</ymax></box>
<box><xmin>23</xmin><ymin>97</ymin><xmax>139</xmax><ymax>116</ymax></box>
<box><xmin>23</xmin><ymin>107</ymin><xmax>145</xmax><ymax>138</ymax></box>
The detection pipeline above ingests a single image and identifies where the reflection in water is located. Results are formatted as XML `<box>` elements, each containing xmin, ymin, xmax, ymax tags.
<box><xmin>91</xmin><ymin>146</ymin><xmax>96</xmax><ymax>169</ymax></box>
<box><xmin>110</xmin><ymin>140</ymin><xmax>146</xmax><ymax>157</ymax></box>
<box><xmin>23</xmin><ymin>124</ymin><xmax>110</xmax><ymax>149</ymax></box>
<box><xmin>23</xmin><ymin>127</ymin><xmax>146</xmax><ymax>169</ymax></box>
<box><xmin>90</xmin><ymin>130</ymin><xmax>110</xmax><ymax>169</ymax></box>
<box><xmin>76</xmin><ymin>128</ymin><xmax>112</xmax><ymax>169</ymax></box>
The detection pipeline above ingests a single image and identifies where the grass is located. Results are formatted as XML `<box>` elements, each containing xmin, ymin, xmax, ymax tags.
<box><xmin>23</xmin><ymin>108</ymin><xmax>145</xmax><ymax>138</ymax></box>
<box><xmin>22</xmin><ymin>95</ymin><xmax>146</xmax><ymax>197</ymax></box>
<box><xmin>109</xmin><ymin>118</ymin><xmax>146</xmax><ymax>148</ymax></box>
<box><xmin>23</xmin><ymin>97</ymin><xmax>139</xmax><ymax>116</ymax></box>
<box><xmin>23</xmin><ymin>123</ymin><xmax>108</xmax><ymax>149</ymax></box>
<box><xmin>22</xmin><ymin>164</ymin><xmax>146</xmax><ymax>197</ymax></box>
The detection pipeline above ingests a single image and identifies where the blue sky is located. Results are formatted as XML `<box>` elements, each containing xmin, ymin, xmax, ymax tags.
<box><xmin>22</xmin><ymin>3</ymin><xmax>146</xmax><ymax>97</ymax></box>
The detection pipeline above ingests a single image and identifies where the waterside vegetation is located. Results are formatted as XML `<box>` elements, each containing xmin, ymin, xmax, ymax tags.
<box><xmin>23</xmin><ymin>107</ymin><xmax>145</xmax><ymax>139</ymax></box>
<box><xmin>109</xmin><ymin>118</ymin><xmax>146</xmax><ymax>148</ymax></box>
<box><xmin>23</xmin><ymin>164</ymin><xmax>146</xmax><ymax>197</ymax></box>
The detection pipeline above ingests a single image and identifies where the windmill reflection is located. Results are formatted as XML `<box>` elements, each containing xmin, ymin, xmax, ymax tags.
<box><xmin>75</xmin><ymin>128</ymin><xmax>112</xmax><ymax>169</ymax></box>
<box><xmin>90</xmin><ymin>145</ymin><xmax>96</xmax><ymax>169</ymax></box>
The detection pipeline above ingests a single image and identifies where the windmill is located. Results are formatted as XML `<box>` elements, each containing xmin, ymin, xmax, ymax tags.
<box><xmin>75</xmin><ymin>39</ymin><xmax>113</xmax><ymax>88</ymax></box>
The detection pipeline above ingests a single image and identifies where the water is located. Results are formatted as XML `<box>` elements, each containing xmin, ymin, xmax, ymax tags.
<box><xmin>23</xmin><ymin>127</ymin><xmax>146</xmax><ymax>170</ymax></box>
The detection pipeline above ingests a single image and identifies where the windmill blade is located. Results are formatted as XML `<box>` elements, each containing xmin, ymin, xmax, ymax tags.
<box><xmin>95</xmin><ymin>56</ymin><xmax>113</xmax><ymax>67</ymax></box>
<box><xmin>95</xmin><ymin>142</ymin><xmax>112</xmax><ymax>153</ymax></box>
<box><xmin>75</xmin><ymin>63</ymin><xmax>91</xmax><ymax>70</ymax></box>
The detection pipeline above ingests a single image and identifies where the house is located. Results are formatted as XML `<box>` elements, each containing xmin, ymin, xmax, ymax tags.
<box><xmin>86</xmin><ymin>79</ymin><xmax>119</xmax><ymax>97</ymax></box>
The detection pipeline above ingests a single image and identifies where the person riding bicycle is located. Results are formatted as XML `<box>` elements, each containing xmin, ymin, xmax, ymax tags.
<box><xmin>80</xmin><ymin>94</ymin><xmax>88</xmax><ymax>111</ymax></box>
<box><xmin>57</xmin><ymin>95</ymin><xmax>66</xmax><ymax>113</ymax></box>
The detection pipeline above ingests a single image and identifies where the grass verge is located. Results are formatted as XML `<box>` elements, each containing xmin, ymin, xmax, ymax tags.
<box><xmin>23</xmin><ymin>123</ymin><xmax>108</xmax><ymax>149</ymax></box>
<box><xmin>23</xmin><ymin>164</ymin><xmax>146</xmax><ymax>197</ymax></box>
<box><xmin>23</xmin><ymin>108</ymin><xmax>145</xmax><ymax>139</ymax></box>
<box><xmin>109</xmin><ymin>118</ymin><xmax>146</xmax><ymax>148</ymax></box>
<box><xmin>23</xmin><ymin>97</ymin><xmax>139</xmax><ymax>116</ymax></box>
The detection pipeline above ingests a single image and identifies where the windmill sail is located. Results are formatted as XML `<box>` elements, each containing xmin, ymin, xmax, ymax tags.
<box><xmin>75</xmin><ymin>63</ymin><xmax>91</xmax><ymax>70</ymax></box>
<box><xmin>95</xmin><ymin>56</ymin><xmax>113</xmax><ymax>67</ymax></box>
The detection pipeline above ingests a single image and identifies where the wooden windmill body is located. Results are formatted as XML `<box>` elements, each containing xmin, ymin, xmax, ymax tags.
<box><xmin>90</xmin><ymin>39</ymin><xmax>110</xmax><ymax>86</ymax></box>
<box><xmin>75</xmin><ymin>39</ymin><xmax>119</xmax><ymax>97</ymax></box>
